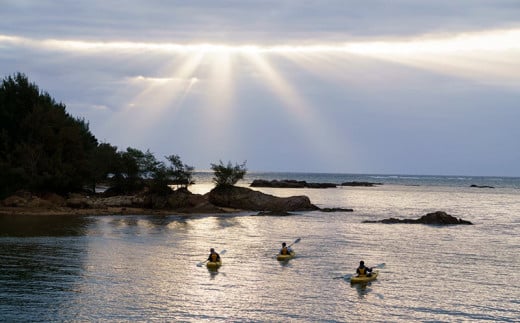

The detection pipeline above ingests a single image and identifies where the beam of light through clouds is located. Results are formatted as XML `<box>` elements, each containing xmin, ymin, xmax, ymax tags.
<box><xmin>1</xmin><ymin>2</ymin><xmax>519</xmax><ymax>175</ymax></box>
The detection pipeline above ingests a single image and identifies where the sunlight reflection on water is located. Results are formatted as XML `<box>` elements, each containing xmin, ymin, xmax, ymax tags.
<box><xmin>1</xmin><ymin>183</ymin><xmax>519</xmax><ymax>321</ymax></box>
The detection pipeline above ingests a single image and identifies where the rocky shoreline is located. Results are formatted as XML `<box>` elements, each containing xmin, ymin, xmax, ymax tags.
<box><xmin>0</xmin><ymin>185</ymin><xmax>319</xmax><ymax>217</ymax></box>
<box><xmin>1</xmin><ymin>189</ymin><xmax>473</xmax><ymax>226</ymax></box>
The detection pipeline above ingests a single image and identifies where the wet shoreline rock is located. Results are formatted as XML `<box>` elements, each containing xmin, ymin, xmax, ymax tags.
<box><xmin>363</xmin><ymin>211</ymin><xmax>472</xmax><ymax>225</ymax></box>
<box><xmin>208</xmin><ymin>185</ymin><xmax>319</xmax><ymax>212</ymax></box>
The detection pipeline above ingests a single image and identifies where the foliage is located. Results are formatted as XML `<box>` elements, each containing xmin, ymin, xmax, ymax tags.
<box><xmin>0</xmin><ymin>72</ymin><xmax>196</xmax><ymax>199</ymax></box>
<box><xmin>165</xmin><ymin>154</ymin><xmax>194</xmax><ymax>189</ymax></box>
<box><xmin>210</xmin><ymin>160</ymin><xmax>247</xmax><ymax>187</ymax></box>
<box><xmin>0</xmin><ymin>73</ymin><xmax>98</xmax><ymax>197</ymax></box>
<box><xmin>147</xmin><ymin>154</ymin><xmax>194</xmax><ymax>195</ymax></box>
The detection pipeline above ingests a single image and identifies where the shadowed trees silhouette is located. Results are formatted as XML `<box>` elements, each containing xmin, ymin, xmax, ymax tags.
<box><xmin>0</xmin><ymin>73</ymin><xmax>194</xmax><ymax>198</ymax></box>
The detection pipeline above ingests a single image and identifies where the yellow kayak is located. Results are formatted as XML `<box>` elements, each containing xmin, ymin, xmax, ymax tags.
<box><xmin>276</xmin><ymin>251</ymin><xmax>296</xmax><ymax>261</ymax></box>
<box><xmin>206</xmin><ymin>260</ymin><xmax>222</xmax><ymax>269</ymax></box>
<box><xmin>350</xmin><ymin>270</ymin><xmax>378</xmax><ymax>283</ymax></box>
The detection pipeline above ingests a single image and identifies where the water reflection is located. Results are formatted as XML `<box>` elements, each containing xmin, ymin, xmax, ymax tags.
<box><xmin>351</xmin><ymin>282</ymin><xmax>373</xmax><ymax>299</ymax></box>
<box><xmin>0</xmin><ymin>214</ymin><xmax>92</xmax><ymax>237</ymax></box>
<box><xmin>207</xmin><ymin>267</ymin><xmax>220</xmax><ymax>280</ymax></box>
<box><xmin>0</xmin><ymin>199</ymin><xmax>517</xmax><ymax>322</ymax></box>
<box><xmin>277</xmin><ymin>259</ymin><xmax>294</xmax><ymax>268</ymax></box>
<box><xmin>0</xmin><ymin>236</ymin><xmax>88</xmax><ymax>321</ymax></box>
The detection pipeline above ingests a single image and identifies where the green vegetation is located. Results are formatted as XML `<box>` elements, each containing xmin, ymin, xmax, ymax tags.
<box><xmin>0</xmin><ymin>73</ymin><xmax>98</xmax><ymax>197</ymax></box>
<box><xmin>0</xmin><ymin>73</ymin><xmax>195</xmax><ymax>199</ymax></box>
<box><xmin>210</xmin><ymin>160</ymin><xmax>247</xmax><ymax>187</ymax></box>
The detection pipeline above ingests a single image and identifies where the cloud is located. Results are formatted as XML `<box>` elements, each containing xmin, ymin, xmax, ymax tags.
<box><xmin>1</xmin><ymin>1</ymin><xmax>519</xmax><ymax>175</ymax></box>
<box><xmin>2</xmin><ymin>0</ymin><xmax>520</xmax><ymax>42</ymax></box>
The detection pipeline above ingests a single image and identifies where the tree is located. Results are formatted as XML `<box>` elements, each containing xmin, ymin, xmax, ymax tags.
<box><xmin>210</xmin><ymin>160</ymin><xmax>247</xmax><ymax>187</ymax></box>
<box><xmin>147</xmin><ymin>155</ymin><xmax>194</xmax><ymax>195</ymax></box>
<box><xmin>88</xmin><ymin>142</ymin><xmax>119</xmax><ymax>193</ymax></box>
<box><xmin>166</xmin><ymin>154</ymin><xmax>194</xmax><ymax>189</ymax></box>
<box><xmin>0</xmin><ymin>73</ymin><xmax>98</xmax><ymax>197</ymax></box>
<box><xmin>106</xmin><ymin>147</ymin><xmax>149</xmax><ymax>194</ymax></box>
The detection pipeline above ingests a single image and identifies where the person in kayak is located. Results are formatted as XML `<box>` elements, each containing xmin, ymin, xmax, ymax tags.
<box><xmin>356</xmin><ymin>260</ymin><xmax>373</xmax><ymax>277</ymax></box>
<box><xmin>207</xmin><ymin>248</ymin><xmax>221</xmax><ymax>262</ymax></box>
<box><xmin>279</xmin><ymin>242</ymin><xmax>293</xmax><ymax>255</ymax></box>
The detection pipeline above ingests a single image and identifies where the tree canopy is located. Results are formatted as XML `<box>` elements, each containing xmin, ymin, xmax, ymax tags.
<box><xmin>210</xmin><ymin>160</ymin><xmax>247</xmax><ymax>187</ymax></box>
<box><xmin>0</xmin><ymin>73</ymin><xmax>98</xmax><ymax>197</ymax></box>
<box><xmin>0</xmin><ymin>73</ymin><xmax>195</xmax><ymax>198</ymax></box>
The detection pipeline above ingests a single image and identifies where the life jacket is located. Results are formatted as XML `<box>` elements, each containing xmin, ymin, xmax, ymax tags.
<box><xmin>210</xmin><ymin>253</ymin><xmax>218</xmax><ymax>262</ymax></box>
<box><xmin>281</xmin><ymin>247</ymin><xmax>289</xmax><ymax>255</ymax></box>
<box><xmin>358</xmin><ymin>267</ymin><xmax>367</xmax><ymax>276</ymax></box>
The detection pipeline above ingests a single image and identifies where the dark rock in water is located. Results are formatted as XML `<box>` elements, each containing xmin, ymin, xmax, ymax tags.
<box><xmin>470</xmin><ymin>184</ymin><xmax>494</xmax><ymax>189</ymax></box>
<box><xmin>250</xmin><ymin>179</ymin><xmax>337</xmax><ymax>189</ymax></box>
<box><xmin>364</xmin><ymin>211</ymin><xmax>472</xmax><ymax>225</ymax></box>
<box><xmin>254</xmin><ymin>210</ymin><xmax>295</xmax><ymax>216</ymax></box>
<box><xmin>341</xmin><ymin>181</ymin><xmax>381</xmax><ymax>187</ymax></box>
<box><xmin>208</xmin><ymin>185</ymin><xmax>319</xmax><ymax>212</ymax></box>
<box><xmin>418</xmin><ymin>211</ymin><xmax>472</xmax><ymax>225</ymax></box>
<box><xmin>306</xmin><ymin>182</ymin><xmax>337</xmax><ymax>188</ymax></box>
<box><xmin>320</xmin><ymin>207</ymin><xmax>354</xmax><ymax>212</ymax></box>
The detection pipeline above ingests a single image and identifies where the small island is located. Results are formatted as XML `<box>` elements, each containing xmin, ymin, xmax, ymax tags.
<box><xmin>0</xmin><ymin>73</ymin><xmax>322</xmax><ymax>216</ymax></box>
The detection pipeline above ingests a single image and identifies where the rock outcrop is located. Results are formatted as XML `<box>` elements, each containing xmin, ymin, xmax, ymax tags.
<box><xmin>250</xmin><ymin>179</ymin><xmax>337</xmax><ymax>189</ymax></box>
<box><xmin>208</xmin><ymin>185</ymin><xmax>319</xmax><ymax>212</ymax></box>
<box><xmin>2</xmin><ymin>186</ymin><xmax>319</xmax><ymax>215</ymax></box>
<box><xmin>341</xmin><ymin>181</ymin><xmax>381</xmax><ymax>187</ymax></box>
<box><xmin>363</xmin><ymin>211</ymin><xmax>472</xmax><ymax>225</ymax></box>
<box><xmin>164</xmin><ymin>187</ymin><xmax>224</xmax><ymax>213</ymax></box>
<box><xmin>3</xmin><ymin>191</ymin><xmax>61</xmax><ymax>209</ymax></box>
<box><xmin>320</xmin><ymin>207</ymin><xmax>354</xmax><ymax>212</ymax></box>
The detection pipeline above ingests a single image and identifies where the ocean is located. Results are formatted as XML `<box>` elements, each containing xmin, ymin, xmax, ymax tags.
<box><xmin>1</xmin><ymin>173</ymin><xmax>519</xmax><ymax>322</ymax></box>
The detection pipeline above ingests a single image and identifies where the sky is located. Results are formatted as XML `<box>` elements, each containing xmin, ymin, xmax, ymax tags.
<box><xmin>1</xmin><ymin>0</ymin><xmax>519</xmax><ymax>176</ymax></box>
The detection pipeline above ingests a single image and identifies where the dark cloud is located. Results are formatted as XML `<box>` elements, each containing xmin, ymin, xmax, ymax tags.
<box><xmin>2</xmin><ymin>0</ymin><xmax>519</xmax><ymax>42</ymax></box>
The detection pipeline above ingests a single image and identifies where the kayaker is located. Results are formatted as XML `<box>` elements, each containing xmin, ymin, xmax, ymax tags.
<box><xmin>356</xmin><ymin>260</ymin><xmax>373</xmax><ymax>277</ymax></box>
<box><xmin>207</xmin><ymin>248</ymin><xmax>221</xmax><ymax>262</ymax></box>
<box><xmin>280</xmin><ymin>242</ymin><xmax>293</xmax><ymax>255</ymax></box>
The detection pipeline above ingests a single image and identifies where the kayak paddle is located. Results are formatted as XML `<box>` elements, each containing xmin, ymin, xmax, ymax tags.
<box><xmin>333</xmin><ymin>273</ymin><xmax>353</xmax><ymax>280</ymax></box>
<box><xmin>288</xmin><ymin>237</ymin><xmax>301</xmax><ymax>247</ymax></box>
<box><xmin>197</xmin><ymin>249</ymin><xmax>227</xmax><ymax>267</ymax></box>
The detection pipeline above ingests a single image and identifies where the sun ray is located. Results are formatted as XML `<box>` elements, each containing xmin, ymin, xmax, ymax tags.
<box><xmin>241</xmin><ymin>52</ymin><xmax>353</xmax><ymax>162</ymax></box>
<box><xmin>3</xmin><ymin>28</ymin><xmax>518</xmax><ymax>166</ymax></box>
<box><xmin>200</xmin><ymin>52</ymin><xmax>235</xmax><ymax>141</ymax></box>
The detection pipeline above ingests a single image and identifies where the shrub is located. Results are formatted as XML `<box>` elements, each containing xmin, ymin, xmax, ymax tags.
<box><xmin>210</xmin><ymin>160</ymin><xmax>247</xmax><ymax>187</ymax></box>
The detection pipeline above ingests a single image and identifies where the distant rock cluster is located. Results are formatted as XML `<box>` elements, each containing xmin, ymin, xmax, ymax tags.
<box><xmin>340</xmin><ymin>181</ymin><xmax>382</xmax><ymax>187</ymax></box>
<box><xmin>470</xmin><ymin>184</ymin><xmax>494</xmax><ymax>189</ymax></box>
<box><xmin>363</xmin><ymin>211</ymin><xmax>473</xmax><ymax>225</ymax></box>
<box><xmin>250</xmin><ymin>179</ymin><xmax>381</xmax><ymax>188</ymax></box>
<box><xmin>250</xmin><ymin>179</ymin><xmax>336</xmax><ymax>188</ymax></box>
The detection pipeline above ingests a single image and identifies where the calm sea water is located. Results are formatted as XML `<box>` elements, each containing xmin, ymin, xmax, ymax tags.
<box><xmin>1</xmin><ymin>173</ymin><xmax>519</xmax><ymax>322</ymax></box>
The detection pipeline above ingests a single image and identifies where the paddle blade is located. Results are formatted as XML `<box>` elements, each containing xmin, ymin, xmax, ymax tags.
<box><xmin>220</xmin><ymin>249</ymin><xmax>227</xmax><ymax>255</ymax></box>
<box><xmin>196</xmin><ymin>262</ymin><xmax>203</xmax><ymax>267</ymax></box>
<box><xmin>289</xmin><ymin>238</ymin><xmax>301</xmax><ymax>247</ymax></box>
<box><xmin>343</xmin><ymin>274</ymin><xmax>353</xmax><ymax>280</ymax></box>
<box><xmin>374</xmin><ymin>263</ymin><xmax>386</xmax><ymax>269</ymax></box>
